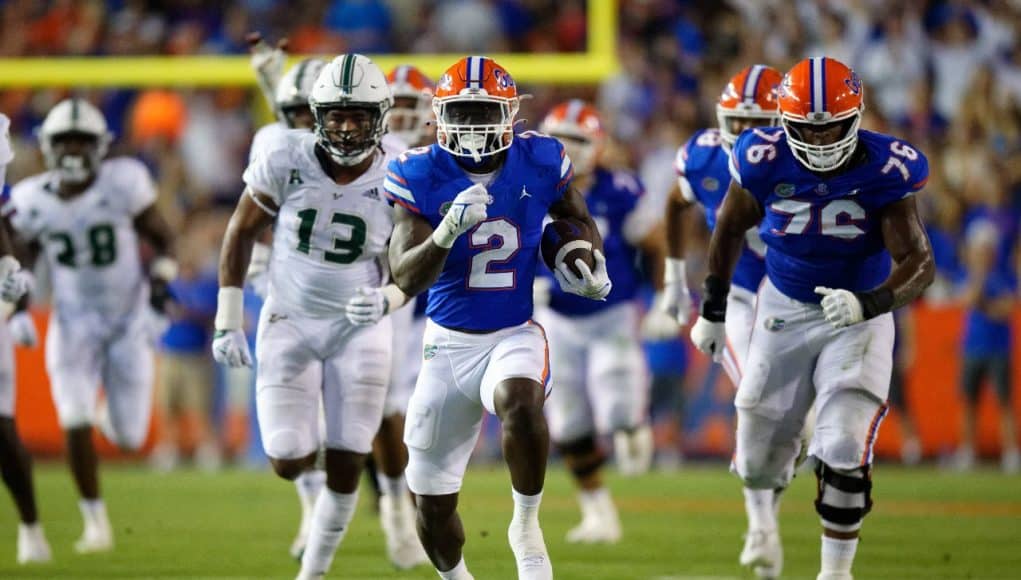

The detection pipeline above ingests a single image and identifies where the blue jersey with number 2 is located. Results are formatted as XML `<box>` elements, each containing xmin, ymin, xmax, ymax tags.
<box><xmin>730</xmin><ymin>127</ymin><xmax>928</xmax><ymax>303</ymax></box>
<box><xmin>384</xmin><ymin>133</ymin><xmax>573</xmax><ymax>331</ymax></box>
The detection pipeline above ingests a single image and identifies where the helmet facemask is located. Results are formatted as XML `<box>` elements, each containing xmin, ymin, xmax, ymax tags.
<box><xmin>313</xmin><ymin>103</ymin><xmax>390</xmax><ymax>167</ymax></box>
<box><xmin>716</xmin><ymin>105</ymin><xmax>779</xmax><ymax>149</ymax></box>
<box><xmin>388</xmin><ymin>96</ymin><xmax>432</xmax><ymax>147</ymax></box>
<box><xmin>42</xmin><ymin>131</ymin><xmax>108</xmax><ymax>185</ymax></box>
<box><xmin>781</xmin><ymin>111</ymin><xmax>861</xmax><ymax>172</ymax></box>
<box><xmin>433</xmin><ymin>96</ymin><xmax>518</xmax><ymax>163</ymax></box>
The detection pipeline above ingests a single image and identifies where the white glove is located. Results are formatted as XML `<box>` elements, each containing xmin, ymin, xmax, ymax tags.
<box><xmin>431</xmin><ymin>184</ymin><xmax>492</xmax><ymax>248</ymax></box>
<box><xmin>662</xmin><ymin>258</ymin><xmax>693</xmax><ymax>326</ymax></box>
<box><xmin>641</xmin><ymin>303</ymin><xmax>681</xmax><ymax>340</ymax></box>
<box><xmin>690</xmin><ymin>316</ymin><xmax>726</xmax><ymax>362</ymax></box>
<box><xmin>346</xmin><ymin>287</ymin><xmax>386</xmax><ymax>326</ymax></box>
<box><xmin>0</xmin><ymin>271</ymin><xmax>33</xmax><ymax>303</ymax></box>
<box><xmin>248</xmin><ymin>34</ymin><xmax>286</xmax><ymax>104</ymax></box>
<box><xmin>8</xmin><ymin>311</ymin><xmax>38</xmax><ymax>348</ymax></box>
<box><xmin>211</xmin><ymin>329</ymin><xmax>252</xmax><ymax>368</ymax></box>
<box><xmin>553</xmin><ymin>249</ymin><xmax>612</xmax><ymax>300</ymax></box>
<box><xmin>814</xmin><ymin>286</ymin><xmax>864</xmax><ymax>328</ymax></box>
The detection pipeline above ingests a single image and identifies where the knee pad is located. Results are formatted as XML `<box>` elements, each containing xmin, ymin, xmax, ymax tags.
<box><xmin>557</xmin><ymin>434</ymin><xmax>605</xmax><ymax>479</ymax></box>
<box><xmin>265</xmin><ymin>428</ymin><xmax>311</xmax><ymax>460</ymax></box>
<box><xmin>814</xmin><ymin>462</ymin><xmax>872</xmax><ymax>532</ymax></box>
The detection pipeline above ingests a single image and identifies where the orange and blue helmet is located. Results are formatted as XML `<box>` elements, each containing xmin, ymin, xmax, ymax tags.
<box><xmin>386</xmin><ymin>65</ymin><xmax>435</xmax><ymax>147</ymax></box>
<box><xmin>433</xmin><ymin>56</ymin><xmax>520</xmax><ymax>161</ymax></box>
<box><xmin>716</xmin><ymin>64</ymin><xmax>783</xmax><ymax>148</ymax></box>
<box><xmin>777</xmin><ymin>57</ymin><xmax>865</xmax><ymax>171</ymax></box>
<box><xmin>540</xmin><ymin>100</ymin><xmax>605</xmax><ymax>176</ymax></box>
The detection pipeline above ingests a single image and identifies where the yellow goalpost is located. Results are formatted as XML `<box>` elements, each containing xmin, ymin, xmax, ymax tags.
<box><xmin>0</xmin><ymin>0</ymin><xmax>618</xmax><ymax>87</ymax></box>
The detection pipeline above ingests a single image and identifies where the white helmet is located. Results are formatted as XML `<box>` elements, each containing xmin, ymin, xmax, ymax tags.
<box><xmin>39</xmin><ymin>98</ymin><xmax>113</xmax><ymax>184</ymax></box>
<box><xmin>309</xmin><ymin>54</ymin><xmax>393</xmax><ymax>166</ymax></box>
<box><xmin>275</xmin><ymin>58</ymin><xmax>327</xmax><ymax>128</ymax></box>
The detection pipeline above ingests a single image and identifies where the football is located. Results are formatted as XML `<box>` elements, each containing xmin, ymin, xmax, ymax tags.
<box><xmin>541</xmin><ymin>218</ymin><xmax>595</xmax><ymax>277</ymax></box>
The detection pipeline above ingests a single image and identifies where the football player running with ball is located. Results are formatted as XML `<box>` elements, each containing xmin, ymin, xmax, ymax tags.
<box><xmin>383</xmin><ymin>56</ymin><xmax>610</xmax><ymax>580</ymax></box>
<box><xmin>690</xmin><ymin>57</ymin><xmax>933</xmax><ymax>580</ymax></box>
<box><xmin>213</xmin><ymin>54</ymin><xmax>406</xmax><ymax>579</ymax></box>
<box><xmin>8</xmin><ymin>99</ymin><xmax>177</xmax><ymax>554</ymax></box>
<box><xmin>535</xmin><ymin>100</ymin><xmax>667</xmax><ymax>544</ymax></box>
<box><xmin>660</xmin><ymin>64</ymin><xmax>789</xmax><ymax>577</ymax></box>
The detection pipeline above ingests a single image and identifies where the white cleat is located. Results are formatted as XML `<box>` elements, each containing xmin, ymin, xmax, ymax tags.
<box><xmin>17</xmin><ymin>523</ymin><xmax>52</xmax><ymax>564</ymax></box>
<box><xmin>295</xmin><ymin>571</ymin><xmax>324</xmax><ymax>580</ymax></box>
<box><xmin>1002</xmin><ymin>448</ymin><xmax>1020</xmax><ymax>474</ymax></box>
<box><xmin>380</xmin><ymin>493</ymin><xmax>429</xmax><ymax>569</ymax></box>
<box><xmin>74</xmin><ymin>523</ymin><xmax>114</xmax><ymax>554</ymax></box>
<box><xmin>508</xmin><ymin>519</ymin><xmax>553</xmax><ymax>580</ymax></box>
<box><xmin>817</xmin><ymin>573</ymin><xmax>853</xmax><ymax>580</ymax></box>
<box><xmin>740</xmin><ymin>528</ymin><xmax>782</xmax><ymax>579</ymax></box>
<box><xmin>566</xmin><ymin>490</ymin><xmax>621</xmax><ymax>544</ymax></box>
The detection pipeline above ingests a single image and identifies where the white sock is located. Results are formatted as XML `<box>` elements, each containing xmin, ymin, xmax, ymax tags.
<box><xmin>299</xmin><ymin>488</ymin><xmax>358</xmax><ymax>575</ymax></box>
<box><xmin>295</xmin><ymin>470</ymin><xmax>326</xmax><ymax>514</ymax></box>
<box><xmin>511</xmin><ymin>488</ymin><xmax>542</xmax><ymax>524</ymax></box>
<box><xmin>744</xmin><ymin>488</ymin><xmax>776</xmax><ymax>531</ymax></box>
<box><xmin>79</xmin><ymin>499</ymin><xmax>108</xmax><ymax>528</ymax></box>
<box><xmin>820</xmin><ymin>535</ymin><xmax>858</xmax><ymax>575</ymax></box>
<box><xmin>579</xmin><ymin>487</ymin><xmax>609</xmax><ymax>517</ymax></box>
<box><xmin>377</xmin><ymin>473</ymin><xmax>408</xmax><ymax>498</ymax></box>
<box><xmin>438</xmin><ymin>556</ymin><xmax>472</xmax><ymax>579</ymax></box>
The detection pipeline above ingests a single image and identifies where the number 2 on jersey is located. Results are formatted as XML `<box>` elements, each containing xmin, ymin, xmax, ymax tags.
<box><xmin>295</xmin><ymin>208</ymin><xmax>366</xmax><ymax>264</ymax></box>
<box><xmin>468</xmin><ymin>218</ymin><xmax>520</xmax><ymax>290</ymax></box>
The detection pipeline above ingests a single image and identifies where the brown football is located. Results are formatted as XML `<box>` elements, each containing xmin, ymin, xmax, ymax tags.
<box><xmin>541</xmin><ymin>218</ymin><xmax>595</xmax><ymax>278</ymax></box>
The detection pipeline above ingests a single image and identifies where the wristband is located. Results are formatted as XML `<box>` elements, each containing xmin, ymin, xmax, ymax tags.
<box><xmin>151</xmin><ymin>256</ymin><xmax>179</xmax><ymax>282</ymax></box>
<box><xmin>700</xmin><ymin>274</ymin><xmax>730</xmax><ymax>323</ymax></box>
<box><xmin>854</xmin><ymin>287</ymin><xmax>895</xmax><ymax>320</ymax></box>
<box><xmin>431</xmin><ymin>223</ymin><xmax>458</xmax><ymax>249</ymax></box>
<box><xmin>215</xmin><ymin>287</ymin><xmax>245</xmax><ymax>330</ymax></box>
<box><xmin>380</xmin><ymin>284</ymin><xmax>409</xmax><ymax>315</ymax></box>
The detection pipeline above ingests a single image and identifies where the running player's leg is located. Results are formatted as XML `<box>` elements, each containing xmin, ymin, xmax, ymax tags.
<box><xmin>482</xmin><ymin>321</ymin><xmax>553</xmax><ymax>580</ymax></box>
<box><xmin>810</xmin><ymin>313</ymin><xmax>894</xmax><ymax>580</ymax></box>
<box><xmin>46</xmin><ymin>315</ymin><xmax>111</xmax><ymax>554</ymax></box>
<box><xmin>537</xmin><ymin>308</ymin><xmax>609</xmax><ymax>543</ymax></box>
<box><xmin>405</xmin><ymin>323</ymin><xmax>487</xmax><ymax>579</ymax></box>
<box><xmin>299</xmin><ymin>319</ymin><xmax>392</xmax><ymax>577</ymax></box>
<box><xmin>732</xmin><ymin>281</ymin><xmax>820</xmax><ymax>579</ymax></box>
<box><xmin>588</xmin><ymin>304</ymin><xmax>653</xmax><ymax>477</ymax></box>
<box><xmin>101</xmin><ymin>320</ymin><xmax>156</xmax><ymax>453</ymax></box>
<box><xmin>0</xmin><ymin>323</ymin><xmax>51</xmax><ymax>563</ymax></box>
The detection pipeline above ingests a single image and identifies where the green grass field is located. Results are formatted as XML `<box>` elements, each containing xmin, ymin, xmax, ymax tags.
<box><xmin>0</xmin><ymin>463</ymin><xmax>1018</xmax><ymax>579</ymax></box>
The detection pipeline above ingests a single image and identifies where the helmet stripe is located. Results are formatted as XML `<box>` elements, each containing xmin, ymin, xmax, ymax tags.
<box><xmin>340</xmin><ymin>54</ymin><xmax>356</xmax><ymax>93</ymax></box>
<box><xmin>395</xmin><ymin>65</ymin><xmax>408</xmax><ymax>84</ymax></box>
<box><xmin>565</xmin><ymin>99</ymin><xmax>584</xmax><ymax>123</ymax></box>
<box><xmin>71</xmin><ymin>98</ymin><xmax>80</xmax><ymax>125</ymax></box>
<box><xmin>294</xmin><ymin>60</ymin><xmax>309</xmax><ymax>95</ymax></box>
<box><xmin>743</xmin><ymin>65</ymin><xmax>764</xmax><ymax>103</ymax></box>
<box><xmin>467</xmin><ymin>55</ymin><xmax>484</xmax><ymax>90</ymax></box>
<box><xmin>811</xmin><ymin>57</ymin><xmax>825</xmax><ymax>114</ymax></box>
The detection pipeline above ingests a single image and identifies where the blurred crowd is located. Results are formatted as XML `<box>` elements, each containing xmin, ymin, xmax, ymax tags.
<box><xmin>2</xmin><ymin>0</ymin><xmax>1019</xmax><ymax>470</ymax></box>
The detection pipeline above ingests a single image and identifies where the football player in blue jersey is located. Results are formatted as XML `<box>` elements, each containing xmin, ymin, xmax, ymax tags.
<box><xmin>534</xmin><ymin>100</ymin><xmax>669</xmax><ymax>544</ymax></box>
<box><xmin>661</xmin><ymin>64</ymin><xmax>788</xmax><ymax>578</ymax></box>
<box><xmin>689</xmin><ymin>57</ymin><xmax>934</xmax><ymax>580</ymax></box>
<box><xmin>381</xmin><ymin>56</ymin><xmax>610</xmax><ymax>580</ymax></box>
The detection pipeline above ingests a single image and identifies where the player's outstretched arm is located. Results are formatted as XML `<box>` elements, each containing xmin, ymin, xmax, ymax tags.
<box><xmin>660</xmin><ymin>183</ymin><xmax>696</xmax><ymax>326</ymax></box>
<box><xmin>691</xmin><ymin>182</ymin><xmax>762</xmax><ymax>360</ymax></box>
<box><xmin>388</xmin><ymin>204</ymin><xmax>452</xmax><ymax>298</ymax></box>
<box><xmin>213</xmin><ymin>189</ymin><xmax>277</xmax><ymax>368</ymax></box>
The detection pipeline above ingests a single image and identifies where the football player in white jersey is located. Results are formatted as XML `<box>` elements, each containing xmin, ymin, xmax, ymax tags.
<box><xmin>8</xmin><ymin>98</ymin><xmax>176</xmax><ymax>554</ymax></box>
<box><xmin>213</xmin><ymin>54</ymin><xmax>414</xmax><ymax>579</ymax></box>
<box><xmin>0</xmin><ymin>112</ymin><xmax>52</xmax><ymax>564</ymax></box>
<box><xmin>247</xmin><ymin>45</ymin><xmax>332</xmax><ymax>561</ymax></box>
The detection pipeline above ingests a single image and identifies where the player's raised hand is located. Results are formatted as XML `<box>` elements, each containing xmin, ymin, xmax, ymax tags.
<box><xmin>814</xmin><ymin>286</ymin><xmax>864</xmax><ymax>328</ymax></box>
<box><xmin>690</xmin><ymin>316</ymin><xmax>726</xmax><ymax>361</ymax></box>
<box><xmin>212</xmin><ymin>329</ymin><xmax>252</xmax><ymax>368</ymax></box>
<box><xmin>660</xmin><ymin>283</ymin><xmax>693</xmax><ymax>327</ymax></box>
<box><xmin>8</xmin><ymin>310</ymin><xmax>38</xmax><ymax>348</ymax></box>
<box><xmin>432</xmin><ymin>183</ymin><xmax>492</xmax><ymax>248</ymax></box>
